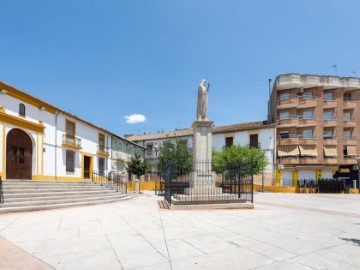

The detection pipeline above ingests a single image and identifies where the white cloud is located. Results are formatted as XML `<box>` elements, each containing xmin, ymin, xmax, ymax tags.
<box><xmin>124</xmin><ymin>114</ymin><xmax>146</xmax><ymax>124</ymax></box>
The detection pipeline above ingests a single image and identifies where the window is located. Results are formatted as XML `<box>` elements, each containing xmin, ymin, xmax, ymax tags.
<box><xmin>279</xmin><ymin>92</ymin><xmax>290</xmax><ymax>100</ymax></box>
<box><xmin>98</xmin><ymin>134</ymin><xmax>105</xmax><ymax>152</ymax></box>
<box><xmin>279</xmin><ymin>131</ymin><xmax>290</xmax><ymax>139</ymax></box>
<box><xmin>98</xmin><ymin>157</ymin><xmax>105</xmax><ymax>175</ymax></box>
<box><xmin>225</xmin><ymin>137</ymin><xmax>233</xmax><ymax>148</ymax></box>
<box><xmin>249</xmin><ymin>134</ymin><xmax>259</xmax><ymax>148</ymax></box>
<box><xmin>279</xmin><ymin>111</ymin><xmax>290</xmax><ymax>120</ymax></box>
<box><xmin>146</xmin><ymin>144</ymin><xmax>153</xmax><ymax>157</ymax></box>
<box><xmin>66</xmin><ymin>120</ymin><xmax>75</xmax><ymax>137</ymax></box>
<box><xmin>343</xmin><ymin>111</ymin><xmax>352</xmax><ymax>121</ymax></box>
<box><xmin>19</xmin><ymin>103</ymin><xmax>26</xmax><ymax>117</ymax></box>
<box><xmin>344</xmin><ymin>130</ymin><xmax>353</xmax><ymax>140</ymax></box>
<box><xmin>301</xmin><ymin>110</ymin><xmax>314</xmax><ymax>119</ymax></box>
<box><xmin>344</xmin><ymin>93</ymin><xmax>352</xmax><ymax>101</ymax></box>
<box><xmin>323</xmin><ymin>129</ymin><xmax>333</xmax><ymax>139</ymax></box>
<box><xmin>302</xmin><ymin>129</ymin><xmax>313</xmax><ymax>139</ymax></box>
<box><xmin>324</xmin><ymin>92</ymin><xmax>334</xmax><ymax>101</ymax></box>
<box><xmin>66</xmin><ymin>150</ymin><xmax>75</xmax><ymax>172</ymax></box>
<box><xmin>323</xmin><ymin>110</ymin><xmax>334</xmax><ymax>120</ymax></box>
<box><xmin>303</xmin><ymin>91</ymin><xmax>313</xmax><ymax>99</ymax></box>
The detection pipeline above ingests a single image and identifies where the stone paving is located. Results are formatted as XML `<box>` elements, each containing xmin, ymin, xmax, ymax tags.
<box><xmin>0</xmin><ymin>192</ymin><xmax>360</xmax><ymax>270</ymax></box>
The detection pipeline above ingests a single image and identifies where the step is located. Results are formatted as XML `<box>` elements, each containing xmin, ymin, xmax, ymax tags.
<box><xmin>2</xmin><ymin>189</ymin><xmax>119</xmax><ymax>199</ymax></box>
<box><xmin>2</xmin><ymin>191</ymin><xmax>121</xmax><ymax>203</ymax></box>
<box><xmin>0</xmin><ymin>193</ymin><xmax>128</xmax><ymax>208</ymax></box>
<box><xmin>3</xmin><ymin>186</ymin><xmax>110</xmax><ymax>194</ymax></box>
<box><xmin>0</xmin><ymin>195</ymin><xmax>133</xmax><ymax>214</ymax></box>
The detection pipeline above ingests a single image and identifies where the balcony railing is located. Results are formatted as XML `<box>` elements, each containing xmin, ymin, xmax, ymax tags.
<box><xmin>343</xmin><ymin>97</ymin><xmax>356</xmax><ymax>102</ymax></box>
<box><xmin>323</xmin><ymin>135</ymin><xmax>336</xmax><ymax>140</ymax></box>
<box><xmin>278</xmin><ymin>134</ymin><xmax>316</xmax><ymax>139</ymax></box>
<box><xmin>97</xmin><ymin>145</ymin><xmax>108</xmax><ymax>155</ymax></box>
<box><xmin>247</xmin><ymin>143</ymin><xmax>261</xmax><ymax>149</ymax></box>
<box><xmin>298</xmin><ymin>115</ymin><xmax>316</xmax><ymax>120</ymax></box>
<box><xmin>62</xmin><ymin>134</ymin><xmax>81</xmax><ymax>148</ymax></box>
<box><xmin>298</xmin><ymin>95</ymin><xmax>317</xmax><ymax>100</ymax></box>
<box><xmin>344</xmin><ymin>135</ymin><xmax>356</xmax><ymax>140</ymax></box>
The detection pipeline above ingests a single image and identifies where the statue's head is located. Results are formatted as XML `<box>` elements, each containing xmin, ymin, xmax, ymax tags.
<box><xmin>200</xmin><ymin>79</ymin><xmax>206</xmax><ymax>85</ymax></box>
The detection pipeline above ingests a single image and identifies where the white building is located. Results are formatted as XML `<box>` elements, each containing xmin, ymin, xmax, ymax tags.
<box><xmin>126</xmin><ymin>121</ymin><xmax>276</xmax><ymax>185</ymax></box>
<box><xmin>0</xmin><ymin>81</ymin><xmax>144</xmax><ymax>181</ymax></box>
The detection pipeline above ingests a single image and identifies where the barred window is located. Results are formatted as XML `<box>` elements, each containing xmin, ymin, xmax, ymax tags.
<box><xmin>19</xmin><ymin>103</ymin><xmax>26</xmax><ymax>117</ymax></box>
<box><xmin>99</xmin><ymin>157</ymin><xmax>105</xmax><ymax>175</ymax></box>
<box><xmin>66</xmin><ymin>150</ymin><xmax>75</xmax><ymax>172</ymax></box>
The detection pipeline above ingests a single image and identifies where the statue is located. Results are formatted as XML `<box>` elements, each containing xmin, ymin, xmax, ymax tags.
<box><xmin>196</xmin><ymin>79</ymin><xmax>209</xmax><ymax>120</ymax></box>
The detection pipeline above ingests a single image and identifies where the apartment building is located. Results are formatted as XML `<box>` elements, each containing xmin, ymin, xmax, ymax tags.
<box><xmin>126</xmin><ymin>121</ymin><xmax>276</xmax><ymax>185</ymax></box>
<box><xmin>268</xmin><ymin>74</ymin><xmax>360</xmax><ymax>187</ymax></box>
<box><xmin>0</xmin><ymin>81</ymin><xmax>144</xmax><ymax>181</ymax></box>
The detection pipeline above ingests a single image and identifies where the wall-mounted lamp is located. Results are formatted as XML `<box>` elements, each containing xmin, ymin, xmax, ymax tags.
<box><xmin>0</xmin><ymin>89</ymin><xmax>8</xmax><ymax>94</ymax></box>
<box><xmin>39</xmin><ymin>106</ymin><xmax>46</xmax><ymax>111</ymax></box>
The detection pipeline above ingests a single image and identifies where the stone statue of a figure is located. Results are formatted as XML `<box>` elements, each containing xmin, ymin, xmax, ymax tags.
<box><xmin>196</xmin><ymin>79</ymin><xmax>209</xmax><ymax>120</ymax></box>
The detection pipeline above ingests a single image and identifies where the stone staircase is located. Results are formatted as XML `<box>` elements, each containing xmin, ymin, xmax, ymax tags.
<box><xmin>0</xmin><ymin>180</ymin><xmax>132</xmax><ymax>214</ymax></box>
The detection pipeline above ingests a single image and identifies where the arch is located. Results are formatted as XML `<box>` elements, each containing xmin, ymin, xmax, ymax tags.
<box><xmin>6</xmin><ymin>128</ymin><xmax>33</xmax><ymax>179</ymax></box>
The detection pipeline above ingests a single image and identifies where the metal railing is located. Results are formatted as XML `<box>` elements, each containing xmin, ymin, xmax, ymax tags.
<box><xmin>162</xmin><ymin>160</ymin><xmax>253</xmax><ymax>205</ymax></box>
<box><xmin>278</xmin><ymin>134</ymin><xmax>316</xmax><ymax>139</ymax></box>
<box><xmin>97</xmin><ymin>145</ymin><xmax>108</xmax><ymax>155</ymax></box>
<box><xmin>62</xmin><ymin>134</ymin><xmax>81</xmax><ymax>147</ymax></box>
<box><xmin>92</xmin><ymin>171</ymin><xmax>127</xmax><ymax>193</ymax></box>
<box><xmin>0</xmin><ymin>177</ymin><xmax>3</xmax><ymax>204</ymax></box>
<box><xmin>247</xmin><ymin>143</ymin><xmax>261</xmax><ymax>149</ymax></box>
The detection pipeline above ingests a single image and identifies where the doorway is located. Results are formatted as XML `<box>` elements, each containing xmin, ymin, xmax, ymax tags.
<box><xmin>6</xmin><ymin>129</ymin><xmax>33</xmax><ymax>179</ymax></box>
<box><xmin>83</xmin><ymin>156</ymin><xmax>91</xmax><ymax>179</ymax></box>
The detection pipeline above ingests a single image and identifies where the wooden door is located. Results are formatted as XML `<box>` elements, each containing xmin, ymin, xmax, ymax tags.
<box><xmin>84</xmin><ymin>156</ymin><xmax>90</xmax><ymax>179</ymax></box>
<box><xmin>6</xmin><ymin>129</ymin><xmax>32</xmax><ymax>179</ymax></box>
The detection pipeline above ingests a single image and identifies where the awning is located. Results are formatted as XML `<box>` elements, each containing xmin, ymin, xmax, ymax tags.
<box><xmin>278</xmin><ymin>145</ymin><xmax>299</xmax><ymax>157</ymax></box>
<box><xmin>299</xmin><ymin>145</ymin><xmax>318</xmax><ymax>157</ymax></box>
<box><xmin>346</xmin><ymin>145</ymin><xmax>357</xmax><ymax>156</ymax></box>
<box><xmin>324</xmin><ymin>145</ymin><xmax>337</xmax><ymax>157</ymax></box>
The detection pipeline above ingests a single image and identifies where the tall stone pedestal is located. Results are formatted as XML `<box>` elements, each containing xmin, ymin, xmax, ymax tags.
<box><xmin>190</xmin><ymin>120</ymin><xmax>214</xmax><ymax>188</ymax></box>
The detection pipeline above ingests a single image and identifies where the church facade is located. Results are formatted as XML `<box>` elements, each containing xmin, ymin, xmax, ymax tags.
<box><xmin>0</xmin><ymin>81</ymin><xmax>144</xmax><ymax>181</ymax></box>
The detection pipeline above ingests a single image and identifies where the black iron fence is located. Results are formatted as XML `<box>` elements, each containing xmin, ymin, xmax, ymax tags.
<box><xmin>92</xmin><ymin>171</ymin><xmax>127</xmax><ymax>194</ymax></box>
<box><xmin>162</xmin><ymin>160</ymin><xmax>253</xmax><ymax>205</ymax></box>
<box><xmin>298</xmin><ymin>178</ymin><xmax>355</xmax><ymax>193</ymax></box>
<box><xmin>0</xmin><ymin>177</ymin><xmax>3</xmax><ymax>204</ymax></box>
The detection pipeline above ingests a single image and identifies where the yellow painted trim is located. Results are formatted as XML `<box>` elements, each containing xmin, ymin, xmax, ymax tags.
<box><xmin>96</xmin><ymin>151</ymin><xmax>108</xmax><ymax>158</ymax></box>
<box><xmin>61</xmin><ymin>143</ymin><xmax>82</xmax><ymax>151</ymax></box>
<box><xmin>2</xmin><ymin>122</ymin><xmax>5</xmax><ymax>179</ymax></box>
<box><xmin>36</xmin><ymin>133</ymin><xmax>39</xmax><ymax>175</ymax></box>
<box><xmin>32</xmin><ymin>175</ymin><xmax>84</xmax><ymax>182</ymax></box>
<box><xmin>41</xmin><ymin>133</ymin><xmax>44</xmax><ymax>175</ymax></box>
<box><xmin>275</xmin><ymin>169</ymin><xmax>281</xmax><ymax>186</ymax></box>
<box><xmin>0</xmin><ymin>111</ymin><xmax>45</xmax><ymax>133</ymax></box>
<box><xmin>293</xmin><ymin>170</ymin><xmax>298</xmax><ymax>187</ymax></box>
<box><xmin>316</xmin><ymin>169</ymin><xmax>322</xmax><ymax>183</ymax></box>
<box><xmin>0</xmin><ymin>82</ymin><xmax>57</xmax><ymax>114</ymax></box>
<box><xmin>81</xmin><ymin>152</ymin><xmax>94</xmax><ymax>180</ymax></box>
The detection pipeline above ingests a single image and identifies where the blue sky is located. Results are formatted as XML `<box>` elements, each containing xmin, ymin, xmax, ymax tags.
<box><xmin>1</xmin><ymin>0</ymin><xmax>359</xmax><ymax>136</ymax></box>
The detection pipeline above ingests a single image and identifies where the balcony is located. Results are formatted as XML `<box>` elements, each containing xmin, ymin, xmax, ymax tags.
<box><xmin>277</xmin><ymin>114</ymin><xmax>298</xmax><ymax>127</ymax></box>
<box><xmin>277</xmin><ymin>95</ymin><xmax>299</xmax><ymax>109</ymax></box>
<box><xmin>297</xmin><ymin>96</ymin><xmax>317</xmax><ymax>108</ymax></box>
<box><xmin>343</xmin><ymin>98</ymin><xmax>357</xmax><ymax>108</ymax></box>
<box><xmin>343</xmin><ymin>118</ymin><xmax>356</xmax><ymax>128</ymax></box>
<box><xmin>278</xmin><ymin>134</ymin><xmax>316</xmax><ymax>144</ymax></box>
<box><xmin>97</xmin><ymin>145</ymin><xmax>108</xmax><ymax>157</ymax></box>
<box><xmin>297</xmin><ymin>115</ymin><xmax>317</xmax><ymax>127</ymax></box>
<box><xmin>62</xmin><ymin>134</ymin><xmax>82</xmax><ymax>150</ymax></box>
<box><xmin>323</xmin><ymin>117</ymin><xmax>337</xmax><ymax>127</ymax></box>
<box><xmin>323</xmin><ymin>135</ymin><xmax>337</xmax><ymax>144</ymax></box>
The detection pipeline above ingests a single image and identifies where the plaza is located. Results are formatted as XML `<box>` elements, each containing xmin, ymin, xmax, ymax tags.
<box><xmin>1</xmin><ymin>192</ymin><xmax>360</xmax><ymax>270</ymax></box>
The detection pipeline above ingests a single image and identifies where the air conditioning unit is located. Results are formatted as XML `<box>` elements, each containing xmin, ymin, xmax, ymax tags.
<box><xmin>297</xmin><ymin>87</ymin><xmax>304</xmax><ymax>93</ymax></box>
<box><xmin>278</xmin><ymin>164</ymin><xmax>284</xmax><ymax>169</ymax></box>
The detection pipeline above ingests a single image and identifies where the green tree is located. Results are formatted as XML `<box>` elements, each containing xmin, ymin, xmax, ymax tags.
<box><xmin>158</xmin><ymin>138</ymin><xmax>193</xmax><ymax>177</ymax></box>
<box><xmin>126</xmin><ymin>152</ymin><xmax>147</xmax><ymax>180</ymax></box>
<box><xmin>212</xmin><ymin>145</ymin><xmax>267</xmax><ymax>175</ymax></box>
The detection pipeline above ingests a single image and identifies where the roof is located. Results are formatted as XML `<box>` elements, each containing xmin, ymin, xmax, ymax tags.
<box><xmin>0</xmin><ymin>80</ymin><xmax>145</xmax><ymax>149</ymax></box>
<box><xmin>126</xmin><ymin>121</ymin><xmax>275</xmax><ymax>141</ymax></box>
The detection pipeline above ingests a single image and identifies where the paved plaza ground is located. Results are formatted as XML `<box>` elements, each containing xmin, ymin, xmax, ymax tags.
<box><xmin>0</xmin><ymin>192</ymin><xmax>360</xmax><ymax>270</ymax></box>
